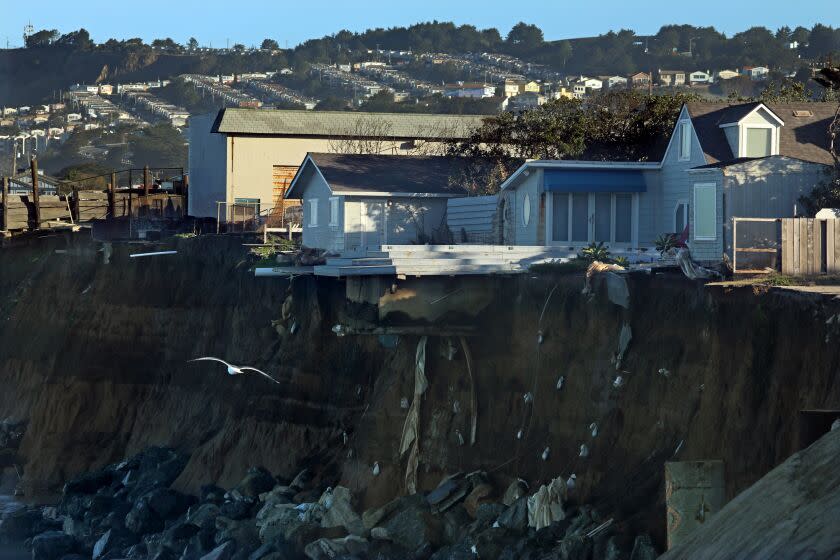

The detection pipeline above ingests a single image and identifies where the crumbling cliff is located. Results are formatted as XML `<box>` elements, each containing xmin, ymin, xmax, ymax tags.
<box><xmin>1</xmin><ymin>233</ymin><xmax>839</xmax><ymax>550</ymax></box>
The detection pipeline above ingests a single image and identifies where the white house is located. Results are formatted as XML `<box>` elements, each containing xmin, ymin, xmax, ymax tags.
<box><xmin>443</xmin><ymin>83</ymin><xmax>496</xmax><ymax>98</ymax></box>
<box><xmin>285</xmin><ymin>153</ymin><xmax>470</xmax><ymax>253</ymax></box>
<box><xmin>601</xmin><ymin>76</ymin><xmax>628</xmax><ymax>89</ymax></box>
<box><xmin>716</xmin><ymin>70</ymin><xmax>740</xmax><ymax>81</ymax></box>
<box><xmin>689</xmin><ymin>71</ymin><xmax>712</xmax><ymax>84</ymax></box>
<box><xmin>742</xmin><ymin>66</ymin><xmax>770</xmax><ymax>81</ymax></box>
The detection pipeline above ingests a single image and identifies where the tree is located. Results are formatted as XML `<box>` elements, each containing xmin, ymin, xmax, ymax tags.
<box><xmin>151</xmin><ymin>38</ymin><xmax>180</xmax><ymax>51</ymax></box>
<box><xmin>760</xmin><ymin>78</ymin><xmax>811</xmax><ymax>102</ymax></box>
<box><xmin>261</xmin><ymin>39</ymin><xmax>280</xmax><ymax>50</ymax></box>
<box><xmin>799</xmin><ymin>67</ymin><xmax>840</xmax><ymax>215</ymax></box>
<box><xmin>506</xmin><ymin>22</ymin><xmax>544</xmax><ymax>51</ymax></box>
<box><xmin>188</xmin><ymin>37</ymin><xmax>199</xmax><ymax>50</ymax></box>
<box><xmin>55</xmin><ymin>28</ymin><xmax>93</xmax><ymax>50</ymax></box>
<box><xmin>232</xmin><ymin>43</ymin><xmax>246</xmax><ymax>52</ymax></box>
<box><xmin>25</xmin><ymin>29</ymin><xmax>58</xmax><ymax>48</ymax></box>
<box><xmin>129</xmin><ymin>123</ymin><xmax>187</xmax><ymax>168</ymax></box>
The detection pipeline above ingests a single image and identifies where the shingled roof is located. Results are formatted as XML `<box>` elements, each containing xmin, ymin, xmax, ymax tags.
<box><xmin>685</xmin><ymin>101</ymin><xmax>836</xmax><ymax>166</ymax></box>
<box><xmin>211</xmin><ymin>108</ymin><xmax>485</xmax><ymax>139</ymax></box>
<box><xmin>287</xmin><ymin>153</ymin><xmax>480</xmax><ymax>198</ymax></box>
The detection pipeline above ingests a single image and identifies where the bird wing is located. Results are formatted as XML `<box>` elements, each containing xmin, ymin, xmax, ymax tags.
<box><xmin>189</xmin><ymin>357</ymin><xmax>233</xmax><ymax>368</ymax></box>
<box><xmin>240</xmin><ymin>367</ymin><xmax>280</xmax><ymax>384</ymax></box>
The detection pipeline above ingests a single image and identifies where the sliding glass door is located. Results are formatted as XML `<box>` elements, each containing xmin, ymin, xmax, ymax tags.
<box><xmin>548</xmin><ymin>192</ymin><xmax>635</xmax><ymax>247</ymax></box>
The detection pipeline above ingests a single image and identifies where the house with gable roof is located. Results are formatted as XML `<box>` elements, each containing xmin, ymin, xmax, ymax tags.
<box><xmin>496</xmin><ymin>101</ymin><xmax>835</xmax><ymax>264</ymax></box>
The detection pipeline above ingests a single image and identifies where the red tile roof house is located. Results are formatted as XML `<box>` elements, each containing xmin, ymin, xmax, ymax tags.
<box><xmin>497</xmin><ymin>101</ymin><xmax>836</xmax><ymax>265</ymax></box>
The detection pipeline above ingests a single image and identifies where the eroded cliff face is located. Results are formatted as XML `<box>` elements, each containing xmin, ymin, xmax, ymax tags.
<box><xmin>1</xmin><ymin>233</ymin><xmax>839</xmax><ymax>547</ymax></box>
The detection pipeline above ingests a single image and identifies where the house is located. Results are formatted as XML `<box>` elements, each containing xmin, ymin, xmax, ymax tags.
<box><xmin>506</xmin><ymin>92</ymin><xmax>546</xmax><ymax>112</ymax></box>
<box><xmin>716</xmin><ymin>70</ymin><xmax>740</xmax><ymax>81</ymax></box>
<box><xmin>569</xmin><ymin>77</ymin><xmax>603</xmax><ymax>98</ymax></box>
<box><xmin>741</xmin><ymin>66</ymin><xmax>769</xmax><ymax>81</ymax></box>
<box><xmin>658</xmin><ymin>70</ymin><xmax>686</xmax><ymax>87</ymax></box>
<box><xmin>496</xmin><ymin>101</ymin><xmax>836</xmax><ymax>264</ymax></box>
<box><xmin>443</xmin><ymin>82</ymin><xmax>496</xmax><ymax>98</ymax></box>
<box><xmin>285</xmin><ymin>153</ymin><xmax>469</xmax><ymax>252</ymax></box>
<box><xmin>98</xmin><ymin>84</ymin><xmax>114</xmax><ymax>96</ymax></box>
<box><xmin>188</xmin><ymin>108</ymin><xmax>485</xmax><ymax>219</ymax></box>
<box><xmin>629</xmin><ymin>72</ymin><xmax>652</xmax><ymax>88</ymax></box>
<box><xmin>600</xmin><ymin>76</ymin><xmax>628</xmax><ymax>89</ymax></box>
<box><xmin>689</xmin><ymin>71</ymin><xmax>712</xmax><ymax>84</ymax></box>
<box><xmin>504</xmin><ymin>79</ymin><xmax>524</xmax><ymax>97</ymax></box>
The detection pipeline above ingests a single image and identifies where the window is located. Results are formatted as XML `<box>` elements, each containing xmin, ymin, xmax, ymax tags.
<box><xmin>675</xmin><ymin>201</ymin><xmax>688</xmax><ymax>234</ymax></box>
<box><xmin>678</xmin><ymin>121</ymin><xmax>691</xmax><ymax>161</ymax></box>
<box><xmin>329</xmin><ymin>197</ymin><xmax>339</xmax><ymax>226</ymax></box>
<box><xmin>614</xmin><ymin>194</ymin><xmax>633</xmax><ymax>243</ymax></box>
<box><xmin>551</xmin><ymin>193</ymin><xmax>569</xmax><ymax>242</ymax></box>
<box><xmin>745</xmin><ymin>127</ymin><xmax>772</xmax><ymax>158</ymax></box>
<box><xmin>693</xmin><ymin>184</ymin><xmax>716</xmax><ymax>240</ymax></box>
<box><xmin>307</xmin><ymin>199</ymin><xmax>318</xmax><ymax>227</ymax></box>
<box><xmin>548</xmin><ymin>192</ymin><xmax>635</xmax><ymax>246</ymax></box>
<box><xmin>522</xmin><ymin>193</ymin><xmax>531</xmax><ymax>226</ymax></box>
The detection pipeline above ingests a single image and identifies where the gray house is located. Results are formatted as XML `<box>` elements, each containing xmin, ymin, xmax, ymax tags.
<box><xmin>497</xmin><ymin>101</ymin><xmax>835</xmax><ymax>264</ymax></box>
<box><xmin>286</xmin><ymin>153</ymin><xmax>471</xmax><ymax>253</ymax></box>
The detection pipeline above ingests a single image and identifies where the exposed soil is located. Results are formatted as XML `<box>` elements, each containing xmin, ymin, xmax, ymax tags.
<box><xmin>1</xmin><ymin>233</ymin><xmax>839</xmax><ymax>550</ymax></box>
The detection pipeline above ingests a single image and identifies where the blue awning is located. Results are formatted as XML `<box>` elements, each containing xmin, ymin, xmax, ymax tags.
<box><xmin>544</xmin><ymin>169</ymin><xmax>648</xmax><ymax>193</ymax></box>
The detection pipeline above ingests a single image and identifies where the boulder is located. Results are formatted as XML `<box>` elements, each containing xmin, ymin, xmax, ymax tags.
<box><xmin>125</xmin><ymin>498</ymin><xmax>164</xmax><ymax>535</ymax></box>
<box><xmin>145</xmin><ymin>487</ymin><xmax>192</xmax><ymax>520</ymax></box>
<box><xmin>303</xmin><ymin>535</ymin><xmax>368</xmax><ymax>560</ymax></box>
<box><xmin>429</xmin><ymin>537</ymin><xmax>476</xmax><ymax>560</ymax></box>
<box><xmin>472</xmin><ymin>503</ymin><xmax>505</xmax><ymax>531</ymax></box>
<box><xmin>215</xmin><ymin>517</ymin><xmax>261</xmax><ymax>552</ymax></box>
<box><xmin>0</xmin><ymin>505</ymin><xmax>45</xmax><ymax>541</ymax></box>
<box><xmin>497</xmin><ymin>498</ymin><xmax>528</xmax><ymax>534</ymax></box>
<box><xmin>200</xmin><ymin>485</ymin><xmax>226</xmax><ymax>505</ymax></box>
<box><xmin>200</xmin><ymin>541</ymin><xmax>236</xmax><ymax>560</ymax></box>
<box><xmin>32</xmin><ymin>531</ymin><xmax>76</xmax><ymax>560</ymax></box>
<box><xmin>441</xmin><ymin>505</ymin><xmax>471</xmax><ymax>545</ymax></box>
<box><xmin>161</xmin><ymin>519</ymin><xmax>200</xmax><ymax>551</ymax></box>
<box><xmin>317</xmin><ymin>486</ymin><xmax>364</xmax><ymax>536</ymax></box>
<box><xmin>236</xmin><ymin>468</ymin><xmax>277</xmax><ymax>499</ymax></box>
<box><xmin>475</xmin><ymin>527</ymin><xmax>520</xmax><ymax>560</ymax></box>
<box><xmin>220</xmin><ymin>498</ymin><xmax>256</xmax><ymax>521</ymax></box>
<box><xmin>287</xmin><ymin>469</ymin><xmax>310</xmax><ymax>493</ymax></box>
<box><xmin>502</xmin><ymin>479</ymin><xmax>529</xmax><ymax>507</ymax></box>
<box><xmin>256</xmin><ymin>504</ymin><xmax>306</xmax><ymax>543</ymax></box>
<box><xmin>92</xmin><ymin>527</ymin><xmax>138</xmax><ymax>560</ymax></box>
<box><xmin>246</xmin><ymin>537</ymin><xmax>296</xmax><ymax>560</ymax></box>
<box><xmin>380</xmin><ymin>496</ymin><xmax>442</xmax><ymax>551</ymax></box>
<box><xmin>463</xmin><ymin>483</ymin><xmax>494</xmax><ymax>518</ymax></box>
<box><xmin>63</xmin><ymin>469</ymin><xmax>114</xmax><ymax>497</ymax></box>
<box><xmin>58</xmin><ymin>555</ymin><xmax>88</xmax><ymax>560</ymax></box>
<box><xmin>257</xmin><ymin>486</ymin><xmax>293</xmax><ymax>506</ymax></box>
<box><xmin>187</xmin><ymin>503</ymin><xmax>222</xmax><ymax>529</ymax></box>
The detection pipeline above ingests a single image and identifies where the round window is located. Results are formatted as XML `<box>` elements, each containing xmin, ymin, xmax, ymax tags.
<box><xmin>523</xmin><ymin>193</ymin><xmax>531</xmax><ymax>226</ymax></box>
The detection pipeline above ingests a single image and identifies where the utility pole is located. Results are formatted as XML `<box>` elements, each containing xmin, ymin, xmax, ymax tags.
<box><xmin>108</xmin><ymin>171</ymin><xmax>116</xmax><ymax>218</ymax></box>
<box><xmin>30</xmin><ymin>156</ymin><xmax>41</xmax><ymax>230</ymax></box>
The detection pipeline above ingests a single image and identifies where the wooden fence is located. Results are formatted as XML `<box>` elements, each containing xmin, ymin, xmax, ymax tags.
<box><xmin>781</xmin><ymin>218</ymin><xmax>840</xmax><ymax>275</ymax></box>
<box><xmin>732</xmin><ymin>217</ymin><xmax>840</xmax><ymax>275</ymax></box>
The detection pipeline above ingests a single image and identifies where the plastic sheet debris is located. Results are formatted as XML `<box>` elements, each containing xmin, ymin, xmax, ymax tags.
<box><xmin>331</xmin><ymin>324</ymin><xmax>346</xmax><ymax>337</ymax></box>
<box><xmin>372</xmin><ymin>462</ymin><xmax>380</xmax><ymax>476</ymax></box>
<box><xmin>613</xmin><ymin>376</ymin><xmax>625</xmax><ymax>389</ymax></box>
<box><xmin>523</xmin><ymin>392</ymin><xmax>534</xmax><ymax>403</ymax></box>
<box><xmin>541</xmin><ymin>447</ymin><xmax>550</xmax><ymax>461</ymax></box>
<box><xmin>676</xmin><ymin>248</ymin><xmax>718</xmax><ymax>280</ymax></box>
<box><xmin>615</xmin><ymin>322</ymin><xmax>632</xmax><ymax>369</ymax></box>
<box><xmin>583</xmin><ymin>261</ymin><xmax>626</xmax><ymax>297</ymax></box>
<box><xmin>129</xmin><ymin>250</ymin><xmax>177</xmax><ymax>258</ymax></box>
<box><xmin>589</xmin><ymin>423</ymin><xmax>598</xmax><ymax>438</ymax></box>
<box><xmin>579</xmin><ymin>444</ymin><xmax>589</xmax><ymax>458</ymax></box>
<box><xmin>456</xmin><ymin>430</ymin><xmax>465</xmax><ymax>446</ymax></box>
<box><xmin>399</xmin><ymin>336</ymin><xmax>428</xmax><ymax>494</ymax></box>
<box><xmin>453</xmin><ymin>400</ymin><xmax>460</xmax><ymax>414</ymax></box>
<box><xmin>556</xmin><ymin>376</ymin><xmax>565</xmax><ymax>390</ymax></box>
<box><xmin>527</xmin><ymin>476</ymin><xmax>566</xmax><ymax>530</ymax></box>
<box><xmin>400</xmin><ymin>397</ymin><xmax>409</xmax><ymax>409</ymax></box>
<box><xmin>658</xmin><ymin>368</ymin><xmax>671</xmax><ymax>378</ymax></box>
<box><xmin>566</xmin><ymin>474</ymin><xmax>576</xmax><ymax>493</ymax></box>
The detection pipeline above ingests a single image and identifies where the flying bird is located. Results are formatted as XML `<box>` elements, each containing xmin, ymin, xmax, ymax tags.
<box><xmin>189</xmin><ymin>357</ymin><xmax>280</xmax><ymax>384</ymax></box>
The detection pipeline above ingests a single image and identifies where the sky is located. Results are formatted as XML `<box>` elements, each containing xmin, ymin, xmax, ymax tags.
<box><xmin>3</xmin><ymin>0</ymin><xmax>839</xmax><ymax>49</ymax></box>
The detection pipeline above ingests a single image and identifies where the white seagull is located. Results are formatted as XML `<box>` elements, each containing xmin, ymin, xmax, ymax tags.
<box><xmin>189</xmin><ymin>357</ymin><xmax>280</xmax><ymax>384</ymax></box>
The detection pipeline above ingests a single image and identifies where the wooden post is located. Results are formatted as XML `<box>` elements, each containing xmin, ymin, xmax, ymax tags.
<box><xmin>128</xmin><ymin>169</ymin><xmax>133</xmax><ymax>217</ymax></box>
<box><xmin>71</xmin><ymin>186</ymin><xmax>79</xmax><ymax>223</ymax></box>
<box><xmin>143</xmin><ymin>165</ymin><xmax>150</xmax><ymax>197</ymax></box>
<box><xmin>30</xmin><ymin>156</ymin><xmax>41</xmax><ymax>230</ymax></box>
<box><xmin>108</xmin><ymin>172</ymin><xmax>116</xmax><ymax>218</ymax></box>
<box><xmin>183</xmin><ymin>173</ymin><xmax>189</xmax><ymax>213</ymax></box>
<box><xmin>1</xmin><ymin>176</ymin><xmax>8</xmax><ymax>231</ymax></box>
<box><xmin>731</xmin><ymin>218</ymin><xmax>738</xmax><ymax>273</ymax></box>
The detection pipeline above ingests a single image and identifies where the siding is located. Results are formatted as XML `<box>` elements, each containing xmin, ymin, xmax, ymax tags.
<box><xmin>662</xmin><ymin>106</ymin><xmax>722</xmax><ymax>262</ymax></box>
<box><xmin>502</xmin><ymin>172</ymin><xmax>540</xmax><ymax>245</ymax></box>
<box><xmin>299</xmin><ymin>169</ymin><xmax>344</xmax><ymax>252</ymax></box>
<box><xmin>447</xmin><ymin>195</ymin><xmax>500</xmax><ymax>243</ymax></box>
<box><xmin>344</xmin><ymin>196</ymin><xmax>449</xmax><ymax>251</ymax></box>
<box><xmin>188</xmin><ymin>113</ymin><xmax>227</xmax><ymax>218</ymax></box>
<box><xmin>721</xmin><ymin>158</ymin><xmax>831</xmax><ymax>258</ymax></box>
